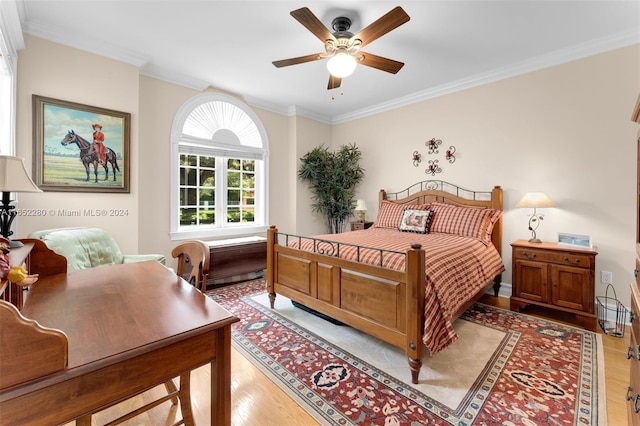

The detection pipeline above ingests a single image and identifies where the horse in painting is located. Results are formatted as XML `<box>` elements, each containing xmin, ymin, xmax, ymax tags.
<box><xmin>60</xmin><ymin>130</ymin><xmax>120</xmax><ymax>183</ymax></box>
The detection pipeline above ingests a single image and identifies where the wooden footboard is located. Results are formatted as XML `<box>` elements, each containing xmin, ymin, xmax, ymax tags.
<box><xmin>267</xmin><ymin>226</ymin><xmax>427</xmax><ymax>383</ymax></box>
<box><xmin>266</xmin><ymin>181</ymin><xmax>503</xmax><ymax>384</ymax></box>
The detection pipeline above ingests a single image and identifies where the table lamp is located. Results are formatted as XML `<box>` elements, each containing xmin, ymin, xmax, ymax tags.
<box><xmin>515</xmin><ymin>192</ymin><xmax>556</xmax><ymax>243</ymax></box>
<box><xmin>0</xmin><ymin>155</ymin><xmax>42</xmax><ymax>247</ymax></box>
<box><xmin>354</xmin><ymin>199</ymin><xmax>367</xmax><ymax>222</ymax></box>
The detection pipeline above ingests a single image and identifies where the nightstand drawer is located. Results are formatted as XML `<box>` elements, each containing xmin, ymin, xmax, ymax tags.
<box><xmin>350</xmin><ymin>221</ymin><xmax>373</xmax><ymax>231</ymax></box>
<box><xmin>513</xmin><ymin>248</ymin><xmax>592</xmax><ymax>268</ymax></box>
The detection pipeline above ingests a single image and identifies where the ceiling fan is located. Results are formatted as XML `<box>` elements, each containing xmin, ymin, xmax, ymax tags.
<box><xmin>272</xmin><ymin>6</ymin><xmax>410</xmax><ymax>90</ymax></box>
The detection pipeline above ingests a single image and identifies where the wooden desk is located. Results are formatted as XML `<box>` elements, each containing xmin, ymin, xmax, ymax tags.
<box><xmin>0</xmin><ymin>261</ymin><xmax>238</xmax><ymax>425</ymax></box>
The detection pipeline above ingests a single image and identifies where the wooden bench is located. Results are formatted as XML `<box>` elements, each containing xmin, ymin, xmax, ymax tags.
<box><xmin>206</xmin><ymin>236</ymin><xmax>267</xmax><ymax>282</ymax></box>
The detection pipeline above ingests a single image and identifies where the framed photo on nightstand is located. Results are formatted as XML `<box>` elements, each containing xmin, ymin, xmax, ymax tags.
<box><xmin>558</xmin><ymin>232</ymin><xmax>592</xmax><ymax>249</ymax></box>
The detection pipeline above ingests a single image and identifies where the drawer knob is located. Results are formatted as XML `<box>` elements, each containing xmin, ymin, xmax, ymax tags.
<box><xmin>635</xmin><ymin>268</ymin><xmax>639</xmax><ymax>278</ymax></box>
<box><xmin>632</xmin><ymin>311</ymin><xmax>637</xmax><ymax>323</ymax></box>
<box><xmin>522</xmin><ymin>252</ymin><xmax>536</xmax><ymax>259</ymax></box>
<box><xmin>626</xmin><ymin>386</ymin><xmax>640</xmax><ymax>412</ymax></box>
<box><xmin>563</xmin><ymin>257</ymin><xmax>580</xmax><ymax>264</ymax></box>
<box><xmin>629</xmin><ymin>346</ymin><xmax>635</xmax><ymax>359</ymax></box>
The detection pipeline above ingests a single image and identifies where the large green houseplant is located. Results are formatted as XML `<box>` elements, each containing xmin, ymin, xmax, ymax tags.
<box><xmin>298</xmin><ymin>143</ymin><xmax>365</xmax><ymax>234</ymax></box>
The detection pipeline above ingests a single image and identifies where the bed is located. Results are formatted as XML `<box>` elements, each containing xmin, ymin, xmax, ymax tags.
<box><xmin>266</xmin><ymin>180</ymin><xmax>504</xmax><ymax>384</ymax></box>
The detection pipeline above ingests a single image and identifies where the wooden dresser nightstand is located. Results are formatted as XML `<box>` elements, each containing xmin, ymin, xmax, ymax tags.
<box><xmin>510</xmin><ymin>239</ymin><xmax>598</xmax><ymax>331</ymax></box>
<box><xmin>350</xmin><ymin>221</ymin><xmax>374</xmax><ymax>231</ymax></box>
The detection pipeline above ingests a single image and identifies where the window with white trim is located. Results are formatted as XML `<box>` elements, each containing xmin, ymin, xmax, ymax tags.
<box><xmin>170</xmin><ymin>94</ymin><xmax>269</xmax><ymax>239</ymax></box>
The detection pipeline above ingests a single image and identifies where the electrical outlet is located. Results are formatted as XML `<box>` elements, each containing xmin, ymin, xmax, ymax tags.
<box><xmin>601</xmin><ymin>271</ymin><xmax>613</xmax><ymax>284</ymax></box>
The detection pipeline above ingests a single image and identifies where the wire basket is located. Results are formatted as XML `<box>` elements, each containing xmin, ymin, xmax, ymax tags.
<box><xmin>596</xmin><ymin>284</ymin><xmax>627</xmax><ymax>337</ymax></box>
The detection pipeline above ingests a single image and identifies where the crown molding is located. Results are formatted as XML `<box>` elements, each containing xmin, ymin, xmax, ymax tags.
<box><xmin>331</xmin><ymin>29</ymin><xmax>639</xmax><ymax>124</ymax></box>
<box><xmin>244</xmin><ymin>96</ymin><xmax>332</xmax><ymax>124</ymax></box>
<box><xmin>22</xmin><ymin>21</ymin><xmax>149</xmax><ymax>67</ymax></box>
<box><xmin>18</xmin><ymin>14</ymin><xmax>639</xmax><ymax>126</ymax></box>
<box><xmin>139</xmin><ymin>64</ymin><xmax>211</xmax><ymax>92</ymax></box>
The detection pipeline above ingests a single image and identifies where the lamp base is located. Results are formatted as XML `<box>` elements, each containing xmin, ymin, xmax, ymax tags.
<box><xmin>528</xmin><ymin>237</ymin><xmax>542</xmax><ymax>243</ymax></box>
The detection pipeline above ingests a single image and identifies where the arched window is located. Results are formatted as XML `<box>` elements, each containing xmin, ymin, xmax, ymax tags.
<box><xmin>170</xmin><ymin>93</ymin><xmax>269</xmax><ymax>239</ymax></box>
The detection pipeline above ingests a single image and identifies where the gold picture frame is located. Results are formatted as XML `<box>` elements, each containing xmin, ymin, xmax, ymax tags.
<box><xmin>32</xmin><ymin>95</ymin><xmax>130</xmax><ymax>193</ymax></box>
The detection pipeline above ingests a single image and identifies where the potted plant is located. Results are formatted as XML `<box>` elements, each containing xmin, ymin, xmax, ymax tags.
<box><xmin>298</xmin><ymin>143</ymin><xmax>365</xmax><ymax>233</ymax></box>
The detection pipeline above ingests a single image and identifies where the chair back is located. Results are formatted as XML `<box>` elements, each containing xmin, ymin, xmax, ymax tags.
<box><xmin>171</xmin><ymin>240</ymin><xmax>210</xmax><ymax>292</ymax></box>
<box><xmin>0</xmin><ymin>300</ymin><xmax>68</xmax><ymax>390</ymax></box>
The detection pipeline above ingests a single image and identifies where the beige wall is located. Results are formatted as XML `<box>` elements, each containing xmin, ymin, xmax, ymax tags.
<box><xmin>331</xmin><ymin>45</ymin><xmax>639</xmax><ymax>303</ymax></box>
<box><xmin>137</xmin><ymin>76</ymin><xmax>196</xmax><ymax>262</ymax></box>
<box><xmin>15</xmin><ymin>35</ymin><xmax>141</xmax><ymax>254</ymax></box>
<box><xmin>14</xmin><ymin>35</ymin><xmax>297</xmax><ymax>271</ymax></box>
<box><xmin>291</xmin><ymin>115</ymin><xmax>333</xmax><ymax>234</ymax></box>
<box><xmin>13</xmin><ymin>34</ymin><xmax>640</xmax><ymax>307</ymax></box>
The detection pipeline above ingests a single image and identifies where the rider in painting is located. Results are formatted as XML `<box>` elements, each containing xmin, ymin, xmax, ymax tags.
<box><xmin>92</xmin><ymin>123</ymin><xmax>106</xmax><ymax>165</ymax></box>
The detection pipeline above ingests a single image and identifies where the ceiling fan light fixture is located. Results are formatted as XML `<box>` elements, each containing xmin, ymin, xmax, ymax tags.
<box><xmin>327</xmin><ymin>51</ymin><xmax>356</xmax><ymax>78</ymax></box>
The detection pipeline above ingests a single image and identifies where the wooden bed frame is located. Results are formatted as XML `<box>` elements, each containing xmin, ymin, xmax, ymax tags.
<box><xmin>266</xmin><ymin>181</ymin><xmax>503</xmax><ymax>384</ymax></box>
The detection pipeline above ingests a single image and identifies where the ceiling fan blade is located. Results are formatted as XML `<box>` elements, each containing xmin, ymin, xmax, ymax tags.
<box><xmin>358</xmin><ymin>52</ymin><xmax>404</xmax><ymax>74</ymax></box>
<box><xmin>353</xmin><ymin>6</ymin><xmax>410</xmax><ymax>49</ymax></box>
<box><xmin>272</xmin><ymin>53</ymin><xmax>324</xmax><ymax>68</ymax></box>
<box><xmin>328</xmin><ymin>75</ymin><xmax>342</xmax><ymax>90</ymax></box>
<box><xmin>291</xmin><ymin>7</ymin><xmax>335</xmax><ymax>43</ymax></box>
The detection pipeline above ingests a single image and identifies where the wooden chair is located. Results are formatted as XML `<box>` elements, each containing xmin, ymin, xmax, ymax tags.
<box><xmin>172</xmin><ymin>240</ymin><xmax>210</xmax><ymax>293</ymax></box>
<box><xmin>136</xmin><ymin>240</ymin><xmax>211</xmax><ymax>425</ymax></box>
<box><xmin>0</xmin><ymin>300</ymin><xmax>68</xmax><ymax>391</ymax></box>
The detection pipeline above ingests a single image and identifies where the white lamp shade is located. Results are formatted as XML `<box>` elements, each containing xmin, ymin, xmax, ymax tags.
<box><xmin>515</xmin><ymin>192</ymin><xmax>555</xmax><ymax>209</ymax></box>
<box><xmin>354</xmin><ymin>199</ymin><xmax>367</xmax><ymax>211</ymax></box>
<box><xmin>327</xmin><ymin>53</ymin><xmax>357</xmax><ymax>78</ymax></box>
<box><xmin>0</xmin><ymin>156</ymin><xmax>42</xmax><ymax>193</ymax></box>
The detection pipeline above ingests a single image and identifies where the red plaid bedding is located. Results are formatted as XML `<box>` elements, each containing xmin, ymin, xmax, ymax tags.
<box><xmin>285</xmin><ymin>228</ymin><xmax>505</xmax><ymax>354</ymax></box>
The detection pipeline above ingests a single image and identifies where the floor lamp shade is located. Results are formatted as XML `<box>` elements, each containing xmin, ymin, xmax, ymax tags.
<box><xmin>0</xmin><ymin>156</ymin><xmax>42</xmax><ymax>244</ymax></box>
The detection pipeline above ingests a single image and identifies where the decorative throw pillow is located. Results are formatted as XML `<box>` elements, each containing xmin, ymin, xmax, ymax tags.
<box><xmin>398</xmin><ymin>209</ymin><xmax>434</xmax><ymax>234</ymax></box>
<box><xmin>429</xmin><ymin>202</ymin><xmax>502</xmax><ymax>245</ymax></box>
<box><xmin>374</xmin><ymin>200</ymin><xmax>431</xmax><ymax>229</ymax></box>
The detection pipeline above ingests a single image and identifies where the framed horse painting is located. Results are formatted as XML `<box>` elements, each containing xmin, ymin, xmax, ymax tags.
<box><xmin>32</xmin><ymin>95</ymin><xmax>131</xmax><ymax>193</ymax></box>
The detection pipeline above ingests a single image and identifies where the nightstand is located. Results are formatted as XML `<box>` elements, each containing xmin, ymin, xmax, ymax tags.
<box><xmin>350</xmin><ymin>221</ymin><xmax>374</xmax><ymax>231</ymax></box>
<box><xmin>510</xmin><ymin>239</ymin><xmax>598</xmax><ymax>331</ymax></box>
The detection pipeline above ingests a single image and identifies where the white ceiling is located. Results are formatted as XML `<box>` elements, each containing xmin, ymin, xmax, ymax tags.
<box><xmin>16</xmin><ymin>0</ymin><xmax>640</xmax><ymax>123</ymax></box>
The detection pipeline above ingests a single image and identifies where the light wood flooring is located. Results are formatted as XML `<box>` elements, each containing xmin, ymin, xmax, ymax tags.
<box><xmin>71</xmin><ymin>295</ymin><xmax>630</xmax><ymax>425</ymax></box>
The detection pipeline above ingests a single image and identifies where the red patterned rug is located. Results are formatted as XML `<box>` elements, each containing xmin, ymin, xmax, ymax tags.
<box><xmin>207</xmin><ymin>280</ymin><xmax>606</xmax><ymax>425</ymax></box>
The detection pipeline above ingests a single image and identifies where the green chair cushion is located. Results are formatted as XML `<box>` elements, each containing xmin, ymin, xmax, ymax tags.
<box><xmin>28</xmin><ymin>227</ymin><xmax>165</xmax><ymax>271</ymax></box>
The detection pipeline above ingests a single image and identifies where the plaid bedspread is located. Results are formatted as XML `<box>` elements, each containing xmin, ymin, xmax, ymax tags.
<box><xmin>284</xmin><ymin>228</ymin><xmax>505</xmax><ymax>354</ymax></box>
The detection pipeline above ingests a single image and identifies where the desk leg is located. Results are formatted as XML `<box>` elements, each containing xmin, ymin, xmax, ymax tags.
<box><xmin>211</xmin><ymin>325</ymin><xmax>232</xmax><ymax>425</ymax></box>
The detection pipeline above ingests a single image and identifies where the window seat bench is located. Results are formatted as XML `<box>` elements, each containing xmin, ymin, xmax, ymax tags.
<box><xmin>206</xmin><ymin>236</ymin><xmax>267</xmax><ymax>284</ymax></box>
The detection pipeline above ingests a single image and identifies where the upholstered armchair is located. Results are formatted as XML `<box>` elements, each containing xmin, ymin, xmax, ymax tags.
<box><xmin>27</xmin><ymin>227</ymin><xmax>165</xmax><ymax>271</ymax></box>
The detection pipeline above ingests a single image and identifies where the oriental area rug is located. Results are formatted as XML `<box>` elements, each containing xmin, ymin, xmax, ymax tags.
<box><xmin>207</xmin><ymin>280</ymin><xmax>606</xmax><ymax>425</ymax></box>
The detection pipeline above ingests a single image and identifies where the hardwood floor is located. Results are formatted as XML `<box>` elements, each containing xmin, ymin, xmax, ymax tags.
<box><xmin>71</xmin><ymin>295</ymin><xmax>629</xmax><ymax>425</ymax></box>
